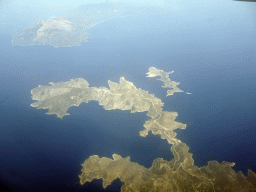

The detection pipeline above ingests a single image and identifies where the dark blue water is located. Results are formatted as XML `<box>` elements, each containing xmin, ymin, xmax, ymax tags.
<box><xmin>0</xmin><ymin>13</ymin><xmax>256</xmax><ymax>192</ymax></box>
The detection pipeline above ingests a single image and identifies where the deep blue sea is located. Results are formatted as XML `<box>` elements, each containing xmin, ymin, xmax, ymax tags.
<box><xmin>0</xmin><ymin>2</ymin><xmax>256</xmax><ymax>192</ymax></box>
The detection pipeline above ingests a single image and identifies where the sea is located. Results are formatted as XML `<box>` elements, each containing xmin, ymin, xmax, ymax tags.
<box><xmin>0</xmin><ymin>1</ymin><xmax>256</xmax><ymax>191</ymax></box>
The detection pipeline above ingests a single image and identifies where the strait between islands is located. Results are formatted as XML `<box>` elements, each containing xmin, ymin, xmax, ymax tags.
<box><xmin>30</xmin><ymin>67</ymin><xmax>256</xmax><ymax>192</ymax></box>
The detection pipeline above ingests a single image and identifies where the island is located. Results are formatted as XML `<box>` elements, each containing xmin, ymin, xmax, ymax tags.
<box><xmin>31</xmin><ymin>67</ymin><xmax>256</xmax><ymax>191</ymax></box>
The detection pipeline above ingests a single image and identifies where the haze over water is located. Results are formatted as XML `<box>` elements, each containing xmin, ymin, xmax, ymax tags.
<box><xmin>0</xmin><ymin>0</ymin><xmax>256</xmax><ymax>191</ymax></box>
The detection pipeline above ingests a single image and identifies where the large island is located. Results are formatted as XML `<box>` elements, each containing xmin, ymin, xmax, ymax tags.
<box><xmin>31</xmin><ymin>67</ymin><xmax>256</xmax><ymax>192</ymax></box>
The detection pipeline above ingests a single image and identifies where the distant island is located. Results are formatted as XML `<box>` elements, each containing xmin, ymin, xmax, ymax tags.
<box><xmin>12</xmin><ymin>18</ymin><xmax>88</xmax><ymax>47</ymax></box>
<box><xmin>11</xmin><ymin>2</ymin><xmax>170</xmax><ymax>48</ymax></box>
<box><xmin>31</xmin><ymin>67</ymin><xmax>256</xmax><ymax>191</ymax></box>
